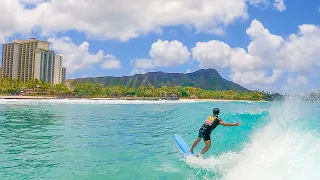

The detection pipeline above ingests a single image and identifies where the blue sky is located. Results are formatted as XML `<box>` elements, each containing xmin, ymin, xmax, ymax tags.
<box><xmin>1</xmin><ymin>0</ymin><xmax>320</xmax><ymax>93</ymax></box>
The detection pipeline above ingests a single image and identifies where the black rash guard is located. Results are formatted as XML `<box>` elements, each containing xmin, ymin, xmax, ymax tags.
<box><xmin>198</xmin><ymin>115</ymin><xmax>220</xmax><ymax>141</ymax></box>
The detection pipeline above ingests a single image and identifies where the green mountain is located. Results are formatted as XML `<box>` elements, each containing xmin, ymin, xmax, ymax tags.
<box><xmin>68</xmin><ymin>68</ymin><xmax>249</xmax><ymax>91</ymax></box>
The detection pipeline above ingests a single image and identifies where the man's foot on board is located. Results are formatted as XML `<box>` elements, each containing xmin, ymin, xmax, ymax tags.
<box><xmin>189</xmin><ymin>150</ymin><xmax>194</xmax><ymax>154</ymax></box>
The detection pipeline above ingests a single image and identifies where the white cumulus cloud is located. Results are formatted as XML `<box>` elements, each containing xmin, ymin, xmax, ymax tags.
<box><xmin>34</xmin><ymin>0</ymin><xmax>249</xmax><ymax>41</ymax></box>
<box><xmin>133</xmin><ymin>59</ymin><xmax>154</xmax><ymax>69</ymax></box>
<box><xmin>150</xmin><ymin>39</ymin><xmax>191</xmax><ymax>67</ymax></box>
<box><xmin>0</xmin><ymin>0</ymin><xmax>35</xmax><ymax>42</ymax></box>
<box><xmin>0</xmin><ymin>0</ymin><xmax>248</xmax><ymax>42</ymax></box>
<box><xmin>278</xmin><ymin>24</ymin><xmax>320</xmax><ymax>73</ymax></box>
<box><xmin>132</xmin><ymin>39</ymin><xmax>190</xmax><ymax>74</ymax></box>
<box><xmin>230</xmin><ymin>69</ymin><xmax>284</xmax><ymax>85</ymax></box>
<box><xmin>282</xmin><ymin>74</ymin><xmax>311</xmax><ymax>94</ymax></box>
<box><xmin>192</xmin><ymin>40</ymin><xmax>231</xmax><ymax>68</ymax></box>
<box><xmin>131</xmin><ymin>58</ymin><xmax>154</xmax><ymax>75</ymax></box>
<box><xmin>191</xmin><ymin>19</ymin><xmax>320</xmax><ymax>88</ymax></box>
<box><xmin>287</xmin><ymin>75</ymin><xmax>308</xmax><ymax>87</ymax></box>
<box><xmin>48</xmin><ymin>37</ymin><xmax>121</xmax><ymax>73</ymax></box>
<box><xmin>0</xmin><ymin>0</ymin><xmax>288</xmax><ymax>43</ymax></box>
<box><xmin>248</xmin><ymin>0</ymin><xmax>286</xmax><ymax>11</ymax></box>
<box><xmin>274</xmin><ymin>0</ymin><xmax>286</xmax><ymax>12</ymax></box>
<box><xmin>101</xmin><ymin>55</ymin><xmax>121</xmax><ymax>69</ymax></box>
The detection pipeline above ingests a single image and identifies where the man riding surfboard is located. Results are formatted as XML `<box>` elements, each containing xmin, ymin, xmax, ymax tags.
<box><xmin>189</xmin><ymin>108</ymin><xmax>241</xmax><ymax>157</ymax></box>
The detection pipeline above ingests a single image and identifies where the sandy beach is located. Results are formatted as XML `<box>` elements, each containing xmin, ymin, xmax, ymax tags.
<box><xmin>0</xmin><ymin>95</ymin><xmax>57</xmax><ymax>99</ymax></box>
<box><xmin>0</xmin><ymin>95</ymin><xmax>268</xmax><ymax>102</ymax></box>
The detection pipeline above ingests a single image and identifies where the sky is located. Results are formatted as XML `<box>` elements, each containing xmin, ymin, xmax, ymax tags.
<box><xmin>1</xmin><ymin>0</ymin><xmax>320</xmax><ymax>94</ymax></box>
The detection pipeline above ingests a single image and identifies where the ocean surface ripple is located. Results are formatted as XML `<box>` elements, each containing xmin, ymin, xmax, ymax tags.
<box><xmin>0</xmin><ymin>99</ymin><xmax>319</xmax><ymax>180</ymax></box>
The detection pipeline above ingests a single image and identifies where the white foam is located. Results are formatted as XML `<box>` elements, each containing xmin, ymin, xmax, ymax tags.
<box><xmin>186</xmin><ymin>129</ymin><xmax>320</xmax><ymax>180</ymax></box>
<box><xmin>185</xmin><ymin>153</ymin><xmax>240</xmax><ymax>172</ymax></box>
<box><xmin>220</xmin><ymin>125</ymin><xmax>320</xmax><ymax>180</ymax></box>
<box><xmin>0</xmin><ymin>99</ymin><xmax>197</xmax><ymax>105</ymax></box>
<box><xmin>156</xmin><ymin>162</ymin><xmax>182</xmax><ymax>173</ymax></box>
<box><xmin>186</xmin><ymin>97</ymin><xmax>320</xmax><ymax>180</ymax></box>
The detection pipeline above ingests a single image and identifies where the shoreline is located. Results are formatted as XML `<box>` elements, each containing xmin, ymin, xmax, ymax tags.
<box><xmin>0</xmin><ymin>95</ymin><xmax>56</xmax><ymax>99</ymax></box>
<box><xmin>0</xmin><ymin>95</ymin><xmax>268</xmax><ymax>102</ymax></box>
<box><xmin>178</xmin><ymin>98</ymin><xmax>268</xmax><ymax>103</ymax></box>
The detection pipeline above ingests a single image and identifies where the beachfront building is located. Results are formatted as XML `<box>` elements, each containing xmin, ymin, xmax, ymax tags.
<box><xmin>34</xmin><ymin>51</ymin><xmax>65</xmax><ymax>86</ymax></box>
<box><xmin>17</xmin><ymin>38</ymin><xmax>50</xmax><ymax>84</ymax></box>
<box><xmin>1</xmin><ymin>42</ymin><xmax>20</xmax><ymax>79</ymax></box>
<box><xmin>1</xmin><ymin>38</ymin><xmax>67</xmax><ymax>85</ymax></box>
<box><xmin>34</xmin><ymin>49</ymin><xmax>55</xmax><ymax>86</ymax></box>
<box><xmin>61</xmin><ymin>67</ymin><xmax>66</xmax><ymax>84</ymax></box>
<box><xmin>53</xmin><ymin>54</ymin><xmax>64</xmax><ymax>85</ymax></box>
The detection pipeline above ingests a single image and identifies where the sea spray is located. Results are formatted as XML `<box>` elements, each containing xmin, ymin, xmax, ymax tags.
<box><xmin>185</xmin><ymin>96</ymin><xmax>320</xmax><ymax>180</ymax></box>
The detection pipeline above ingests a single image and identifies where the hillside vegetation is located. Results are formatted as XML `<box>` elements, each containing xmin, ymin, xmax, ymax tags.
<box><xmin>69</xmin><ymin>69</ymin><xmax>248</xmax><ymax>91</ymax></box>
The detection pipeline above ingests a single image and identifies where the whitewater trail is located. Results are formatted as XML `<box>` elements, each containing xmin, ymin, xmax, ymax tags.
<box><xmin>185</xmin><ymin>97</ymin><xmax>320</xmax><ymax>180</ymax></box>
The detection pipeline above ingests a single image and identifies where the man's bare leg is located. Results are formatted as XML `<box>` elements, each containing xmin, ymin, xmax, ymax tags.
<box><xmin>196</xmin><ymin>140</ymin><xmax>211</xmax><ymax>157</ymax></box>
<box><xmin>189</xmin><ymin>138</ymin><xmax>201</xmax><ymax>154</ymax></box>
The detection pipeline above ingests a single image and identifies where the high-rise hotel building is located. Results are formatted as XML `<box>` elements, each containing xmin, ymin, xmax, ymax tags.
<box><xmin>61</xmin><ymin>67</ymin><xmax>66</xmax><ymax>84</ymax></box>
<box><xmin>1</xmin><ymin>38</ymin><xmax>66</xmax><ymax>85</ymax></box>
<box><xmin>1</xmin><ymin>42</ymin><xmax>20</xmax><ymax>79</ymax></box>
<box><xmin>53</xmin><ymin>54</ymin><xmax>64</xmax><ymax>85</ymax></box>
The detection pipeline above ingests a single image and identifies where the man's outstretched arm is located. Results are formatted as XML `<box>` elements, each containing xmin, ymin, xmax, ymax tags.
<box><xmin>219</xmin><ymin>120</ymin><xmax>241</xmax><ymax>126</ymax></box>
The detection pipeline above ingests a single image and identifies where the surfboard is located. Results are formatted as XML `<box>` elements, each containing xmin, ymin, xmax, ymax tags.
<box><xmin>174</xmin><ymin>134</ymin><xmax>194</xmax><ymax>156</ymax></box>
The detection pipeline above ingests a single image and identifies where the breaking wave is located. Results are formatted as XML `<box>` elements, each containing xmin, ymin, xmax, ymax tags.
<box><xmin>185</xmin><ymin>97</ymin><xmax>320</xmax><ymax>180</ymax></box>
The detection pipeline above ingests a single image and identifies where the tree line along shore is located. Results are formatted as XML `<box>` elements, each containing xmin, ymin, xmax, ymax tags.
<box><xmin>0</xmin><ymin>77</ymin><xmax>278</xmax><ymax>101</ymax></box>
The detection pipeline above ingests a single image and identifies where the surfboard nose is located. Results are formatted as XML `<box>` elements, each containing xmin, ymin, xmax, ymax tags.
<box><xmin>174</xmin><ymin>134</ymin><xmax>193</xmax><ymax>156</ymax></box>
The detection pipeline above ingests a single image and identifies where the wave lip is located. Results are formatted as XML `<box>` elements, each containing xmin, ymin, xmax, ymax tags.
<box><xmin>185</xmin><ymin>97</ymin><xmax>320</xmax><ymax>180</ymax></box>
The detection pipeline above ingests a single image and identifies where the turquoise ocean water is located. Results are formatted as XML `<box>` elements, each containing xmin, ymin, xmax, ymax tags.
<box><xmin>0</xmin><ymin>98</ymin><xmax>319</xmax><ymax>180</ymax></box>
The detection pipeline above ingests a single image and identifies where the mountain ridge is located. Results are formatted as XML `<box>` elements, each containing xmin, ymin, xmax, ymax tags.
<box><xmin>68</xmin><ymin>68</ymin><xmax>249</xmax><ymax>91</ymax></box>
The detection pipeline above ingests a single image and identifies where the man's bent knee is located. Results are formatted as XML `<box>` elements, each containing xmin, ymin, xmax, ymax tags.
<box><xmin>205</xmin><ymin>141</ymin><xmax>211</xmax><ymax>148</ymax></box>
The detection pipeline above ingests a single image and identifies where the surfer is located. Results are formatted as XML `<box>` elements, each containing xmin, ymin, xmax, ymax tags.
<box><xmin>189</xmin><ymin>108</ymin><xmax>241</xmax><ymax>157</ymax></box>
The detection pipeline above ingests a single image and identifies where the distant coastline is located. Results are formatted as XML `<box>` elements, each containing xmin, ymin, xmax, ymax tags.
<box><xmin>0</xmin><ymin>76</ymin><xmax>279</xmax><ymax>102</ymax></box>
<box><xmin>0</xmin><ymin>95</ymin><xmax>268</xmax><ymax>102</ymax></box>
<box><xmin>0</xmin><ymin>95</ymin><xmax>56</xmax><ymax>99</ymax></box>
